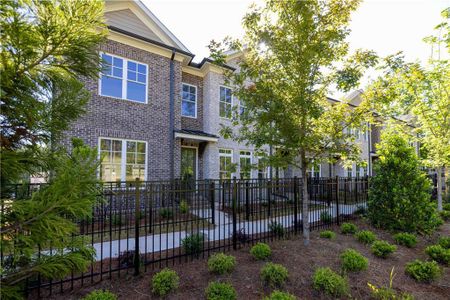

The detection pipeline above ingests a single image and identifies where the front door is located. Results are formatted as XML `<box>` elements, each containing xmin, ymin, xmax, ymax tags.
<box><xmin>181</xmin><ymin>147</ymin><xmax>197</xmax><ymax>181</ymax></box>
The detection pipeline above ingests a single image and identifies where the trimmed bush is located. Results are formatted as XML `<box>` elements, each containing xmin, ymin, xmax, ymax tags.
<box><xmin>393</xmin><ymin>233</ymin><xmax>417</xmax><ymax>248</ymax></box>
<box><xmin>159</xmin><ymin>208</ymin><xmax>173</xmax><ymax>219</ymax></box>
<box><xmin>319</xmin><ymin>230</ymin><xmax>336</xmax><ymax>239</ymax></box>
<box><xmin>355</xmin><ymin>230</ymin><xmax>377</xmax><ymax>245</ymax></box>
<box><xmin>260</xmin><ymin>263</ymin><xmax>289</xmax><ymax>288</ymax></box>
<box><xmin>179</xmin><ymin>200</ymin><xmax>189</xmax><ymax>214</ymax></box>
<box><xmin>371</xmin><ymin>240</ymin><xmax>397</xmax><ymax>258</ymax></box>
<box><xmin>205</xmin><ymin>281</ymin><xmax>237</xmax><ymax>300</ymax></box>
<box><xmin>269</xmin><ymin>221</ymin><xmax>285</xmax><ymax>238</ymax></box>
<box><xmin>250</xmin><ymin>242</ymin><xmax>271</xmax><ymax>260</ymax></box>
<box><xmin>312</xmin><ymin>267</ymin><xmax>349</xmax><ymax>297</ymax></box>
<box><xmin>82</xmin><ymin>290</ymin><xmax>117</xmax><ymax>300</ymax></box>
<box><xmin>440</xmin><ymin>210</ymin><xmax>450</xmax><ymax>221</ymax></box>
<box><xmin>208</xmin><ymin>253</ymin><xmax>236</xmax><ymax>274</ymax></box>
<box><xmin>405</xmin><ymin>260</ymin><xmax>441</xmax><ymax>283</ymax></box>
<box><xmin>340</xmin><ymin>249</ymin><xmax>368</xmax><ymax>272</ymax></box>
<box><xmin>320</xmin><ymin>211</ymin><xmax>333</xmax><ymax>224</ymax></box>
<box><xmin>367</xmin><ymin>133</ymin><xmax>440</xmax><ymax>234</ymax></box>
<box><xmin>438</xmin><ymin>236</ymin><xmax>450</xmax><ymax>249</ymax></box>
<box><xmin>341</xmin><ymin>222</ymin><xmax>358</xmax><ymax>234</ymax></box>
<box><xmin>151</xmin><ymin>268</ymin><xmax>179</xmax><ymax>297</ymax></box>
<box><xmin>425</xmin><ymin>245</ymin><xmax>450</xmax><ymax>265</ymax></box>
<box><xmin>263</xmin><ymin>290</ymin><xmax>296</xmax><ymax>300</ymax></box>
<box><xmin>182</xmin><ymin>233</ymin><xmax>203</xmax><ymax>256</ymax></box>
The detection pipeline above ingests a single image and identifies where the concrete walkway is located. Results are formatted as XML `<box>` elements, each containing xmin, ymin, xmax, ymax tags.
<box><xmin>92</xmin><ymin>203</ymin><xmax>366</xmax><ymax>260</ymax></box>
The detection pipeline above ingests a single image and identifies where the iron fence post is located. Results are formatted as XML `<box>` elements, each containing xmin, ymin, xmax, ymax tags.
<box><xmin>355</xmin><ymin>175</ymin><xmax>358</xmax><ymax>203</ymax></box>
<box><xmin>134</xmin><ymin>178</ymin><xmax>141</xmax><ymax>276</ymax></box>
<box><xmin>210</xmin><ymin>181</ymin><xmax>215</xmax><ymax>225</ymax></box>
<box><xmin>335</xmin><ymin>176</ymin><xmax>340</xmax><ymax>225</ymax></box>
<box><xmin>245</xmin><ymin>181</ymin><xmax>250</xmax><ymax>221</ymax></box>
<box><xmin>294</xmin><ymin>176</ymin><xmax>299</xmax><ymax>234</ymax></box>
<box><xmin>267</xmin><ymin>180</ymin><xmax>271</xmax><ymax>217</ymax></box>
<box><xmin>232</xmin><ymin>177</ymin><xmax>237</xmax><ymax>250</ymax></box>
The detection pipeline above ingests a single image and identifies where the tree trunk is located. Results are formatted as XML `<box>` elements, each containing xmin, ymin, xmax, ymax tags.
<box><xmin>437</xmin><ymin>167</ymin><xmax>443</xmax><ymax>211</ymax></box>
<box><xmin>300</xmin><ymin>151</ymin><xmax>310</xmax><ymax>246</ymax></box>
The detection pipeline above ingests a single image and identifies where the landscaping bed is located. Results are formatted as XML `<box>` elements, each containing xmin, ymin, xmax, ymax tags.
<box><xmin>47</xmin><ymin>219</ymin><xmax>450</xmax><ymax>299</ymax></box>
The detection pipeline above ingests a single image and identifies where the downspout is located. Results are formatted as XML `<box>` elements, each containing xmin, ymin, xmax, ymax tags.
<box><xmin>169</xmin><ymin>50</ymin><xmax>176</xmax><ymax>181</ymax></box>
<box><xmin>367</xmin><ymin>122</ymin><xmax>372</xmax><ymax>176</ymax></box>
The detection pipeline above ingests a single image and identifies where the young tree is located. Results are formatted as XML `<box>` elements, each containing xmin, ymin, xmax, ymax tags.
<box><xmin>209</xmin><ymin>0</ymin><xmax>377</xmax><ymax>245</ymax></box>
<box><xmin>0</xmin><ymin>0</ymin><xmax>106</xmax><ymax>298</ymax></box>
<box><xmin>363</xmin><ymin>8</ymin><xmax>450</xmax><ymax>211</ymax></box>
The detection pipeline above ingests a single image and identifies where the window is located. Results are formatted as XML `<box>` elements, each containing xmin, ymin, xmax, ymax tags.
<box><xmin>100</xmin><ymin>53</ymin><xmax>147</xmax><ymax>103</ymax></box>
<box><xmin>181</xmin><ymin>83</ymin><xmax>197</xmax><ymax>118</ymax></box>
<box><xmin>219</xmin><ymin>86</ymin><xmax>232</xmax><ymax>119</ymax></box>
<box><xmin>360</xmin><ymin>165</ymin><xmax>368</xmax><ymax>177</ymax></box>
<box><xmin>347</xmin><ymin>166</ymin><xmax>353</xmax><ymax>178</ymax></box>
<box><xmin>257</xmin><ymin>156</ymin><xmax>267</xmax><ymax>179</ymax></box>
<box><xmin>219</xmin><ymin>149</ymin><xmax>233</xmax><ymax>179</ymax></box>
<box><xmin>239</xmin><ymin>99</ymin><xmax>246</xmax><ymax>116</ymax></box>
<box><xmin>307</xmin><ymin>165</ymin><xmax>321</xmax><ymax>178</ymax></box>
<box><xmin>239</xmin><ymin>151</ymin><xmax>252</xmax><ymax>179</ymax></box>
<box><xmin>99</xmin><ymin>138</ymin><xmax>146</xmax><ymax>182</ymax></box>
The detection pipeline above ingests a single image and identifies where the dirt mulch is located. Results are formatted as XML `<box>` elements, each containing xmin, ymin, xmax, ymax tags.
<box><xmin>49</xmin><ymin>219</ymin><xmax>450</xmax><ymax>300</ymax></box>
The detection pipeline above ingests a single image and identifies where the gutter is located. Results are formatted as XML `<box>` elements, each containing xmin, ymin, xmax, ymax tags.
<box><xmin>169</xmin><ymin>50</ymin><xmax>175</xmax><ymax>180</ymax></box>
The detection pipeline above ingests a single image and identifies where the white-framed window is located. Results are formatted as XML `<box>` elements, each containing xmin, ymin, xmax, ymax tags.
<box><xmin>347</xmin><ymin>166</ymin><xmax>353</xmax><ymax>178</ymax></box>
<box><xmin>359</xmin><ymin>165</ymin><xmax>368</xmax><ymax>177</ymax></box>
<box><xmin>219</xmin><ymin>148</ymin><xmax>233</xmax><ymax>179</ymax></box>
<box><xmin>181</xmin><ymin>83</ymin><xmax>197</xmax><ymax>118</ymax></box>
<box><xmin>100</xmin><ymin>53</ymin><xmax>148</xmax><ymax>103</ymax></box>
<box><xmin>257</xmin><ymin>156</ymin><xmax>267</xmax><ymax>179</ymax></box>
<box><xmin>99</xmin><ymin>138</ymin><xmax>147</xmax><ymax>182</ymax></box>
<box><xmin>239</xmin><ymin>99</ymin><xmax>246</xmax><ymax>116</ymax></box>
<box><xmin>239</xmin><ymin>150</ymin><xmax>252</xmax><ymax>179</ymax></box>
<box><xmin>219</xmin><ymin>86</ymin><xmax>232</xmax><ymax>119</ymax></box>
<box><xmin>307</xmin><ymin>165</ymin><xmax>321</xmax><ymax>178</ymax></box>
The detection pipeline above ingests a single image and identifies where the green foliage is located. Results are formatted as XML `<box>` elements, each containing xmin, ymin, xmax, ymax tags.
<box><xmin>260</xmin><ymin>263</ymin><xmax>289</xmax><ymax>288</ymax></box>
<box><xmin>368</xmin><ymin>267</ymin><xmax>413</xmax><ymax>300</ymax></box>
<box><xmin>205</xmin><ymin>281</ymin><xmax>237</xmax><ymax>300</ymax></box>
<box><xmin>340</xmin><ymin>249</ymin><xmax>368</xmax><ymax>272</ymax></box>
<box><xmin>355</xmin><ymin>230</ymin><xmax>377</xmax><ymax>245</ymax></box>
<box><xmin>151</xmin><ymin>268</ymin><xmax>180</xmax><ymax>297</ymax></box>
<box><xmin>354</xmin><ymin>205</ymin><xmax>368</xmax><ymax>216</ymax></box>
<box><xmin>268</xmin><ymin>221</ymin><xmax>285</xmax><ymax>238</ymax></box>
<box><xmin>208</xmin><ymin>253</ymin><xmax>236</xmax><ymax>275</ymax></box>
<box><xmin>439</xmin><ymin>210</ymin><xmax>450</xmax><ymax>221</ymax></box>
<box><xmin>312</xmin><ymin>267</ymin><xmax>349</xmax><ymax>297</ymax></box>
<box><xmin>111</xmin><ymin>215</ymin><xmax>124</xmax><ymax>226</ymax></box>
<box><xmin>393</xmin><ymin>233</ymin><xmax>417</xmax><ymax>248</ymax></box>
<box><xmin>367</xmin><ymin>131</ymin><xmax>440</xmax><ymax>234</ymax></box>
<box><xmin>371</xmin><ymin>241</ymin><xmax>397</xmax><ymax>258</ymax></box>
<box><xmin>425</xmin><ymin>245</ymin><xmax>450</xmax><ymax>265</ymax></box>
<box><xmin>82</xmin><ymin>290</ymin><xmax>117</xmax><ymax>300</ymax></box>
<box><xmin>319</xmin><ymin>230</ymin><xmax>336</xmax><ymax>239</ymax></box>
<box><xmin>263</xmin><ymin>290</ymin><xmax>296</xmax><ymax>300</ymax></box>
<box><xmin>438</xmin><ymin>236</ymin><xmax>450</xmax><ymax>249</ymax></box>
<box><xmin>159</xmin><ymin>208</ymin><xmax>174</xmax><ymax>219</ymax></box>
<box><xmin>320</xmin><ymin>211</ymin><xmax>333</xmax><ymax>224</ymax></box>
<box><xmin>180</xmin><ymin>200</ymin><xmax>189</xmax><ymax>214</ymax></box>
<box><xmin>405</xmin><ymin>260</ymin><xmax>442</xmax><ymax>283</ymax></box>
<box><xmin>250</xmin><ymin>243</ymin><xmax>272</xmax><ymax>260</ymax></box>
<box><xmin>181</xmin><ymin>234</ymin><xmax>203</xmax><ymax>256</ymax></box>
<box><xmin>341</xmin><ymin>222</ymin><xmax>358</xmax><ymax>234</ymax></box>
<box><xmin>443</xmin><ymin>203</ymin><xmax>450</xmax><ymax>211</ymax></box>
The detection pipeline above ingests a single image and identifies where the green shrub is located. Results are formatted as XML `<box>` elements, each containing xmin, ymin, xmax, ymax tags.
<box><xmin>111</xmin><ymin>215</ymin><xmax>123</xmax><ymax>226</ymax></box>
<box><xmin>439</xmin><ymin>210</ymin><xmax>450</xmax><ymax>221</ymax></box>
<box><xmin>208</xmin><ymin>253</ymin><xmax>236</xmax><ymax>274</ymax></box>
<box><xmin>181</xmin><ymin>233</ymin><xmax>203</xmax><ymax>256</ymax></box>
<box><xmin>320</xmin><ymin>211</ymin><xmax>333</xmax><ymax>224</ymax></box>
<box><xmin>340</xmin><ymin>249</ymin><xmax>368</xmax><ymax>272</ymax></box>
<box><xmin>151</xmin><ymin>268</ymin><xmax>179</xmax><ymax>297</ymax></box>
<box><xmin>205</xmin><ymin>281</ymin><xmax>237</xmax><ymax>300</ymax></box>
<box><xmin>312</xmin><ymin>267</ymin><xmax>349</xmax><ymax>297</ymax></box>
<box><xmin>371</xmin><ymin>240</ymin><xmax>397</xmax><ymax>258</ymax></box>
<box><xmin>443</xmin><ymin>203</ymin><xmax>450</xmax><ymax>211</ymax></box>
<box><xmin>268</xmin><ymin>221</ymin><xmax>285</xmax><ymax>238</ymax></box>
<box><xmin>341</xmin><ymin>222</ymin><xmax>358</xmax><ymax>234</ymax></box>
<box><xmin>82</xmin><ymin>290</ymin><xmax>117</xmax><ymax>300</ymax></box>
<box><xmin>355</xmin><ymin>230</ymin><xmax>377</xmax><ymax>245</ymax></box>
<box><xmin>180</xmin><ymin>200</ymin><xmax>189</xmax><ymax>214</ymax></box>
<box><xmin>354</xmin><ymin>205</ymin><xmax>367</xmax><ymax>216</ymax></box>
<box><xmin>159</xmin><ymin>208</ymin><xmax>173</xmax><ymax>219</ymax></box>
<box><xmin>405</xmin><ymin>260</ymin><xmax>441</xmax><ymax>283</ymax></box>
<box><xmin>393</xmin><ymin>233</ymin><xmax>417</xmax><ymax>248</ymax></box>
<box><xmin>438</xmin><ymin>236</ymin><xmax>450</xmax><ymax>249</ymax></box>
<box><xmin>260</xmin><ymin>263</ymin><xmax>289</xmax><ymax>288</ymax></box>
<box><xmin>250</xmin><ymin>242</ymin><xmax>271</xmax><ymax>260</ymax></box>
<box><xmin>319</xmin><ymin>230</ymin><xmax>336</xmax><ymax>239</ymax></box>
<box><xmin>425</xmin><ymin>245</ymin><xmax>450</xmax><ymax>265</ymax></box>
<box><xmin>263</xmin><ymin>290</ymin><xmax>296</xmax><ymax>300</ymax></box>
<box><xmin>367</xmin><ymin>133</ymin><xmax>440</xmax><ymax>234</ymax></box>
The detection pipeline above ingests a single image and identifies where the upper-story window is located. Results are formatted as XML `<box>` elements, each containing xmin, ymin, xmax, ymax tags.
<box><xmin>219</xmin><ymin>148</ymin><xmax>233</xmax><ymax>180</ymax></box>
<box><xmin>181</xmin><ymin>83</ymin><xmax>197</xmax><ymax>118</ymax></box>
<box><xmin>219</xmin><ymin>86</ymin><xmax>232</xmax><ymax>119</ymax></box>
<box><xmin>100</xmin><ymin>53</ymin><xmax>148</xmax><ymax>103</ymax></box>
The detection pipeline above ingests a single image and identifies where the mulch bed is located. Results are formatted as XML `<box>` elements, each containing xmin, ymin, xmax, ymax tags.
<box><xmin>47</xmin><ymin>219</ymin><xmax>450</xmax><ymax>300</ymax></box>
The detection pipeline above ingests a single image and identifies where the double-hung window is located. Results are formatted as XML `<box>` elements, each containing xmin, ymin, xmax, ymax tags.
<box><xmin>100</xmin><ymin>53</ymin><xmax>148</xmax><ymax>103</ymax></box>
<box><xmin>347</xmin><ymin>166</ymin><xmax>353</xmax><ymax>178</ymax></box>
<box><xmin>99</xmin><ymin>138</ymin><xmax>146</xmax><ymax>182</ymax></box>
<box><xmin>219</xmin><ymin>149</ymin><xmax>233</xmax><ymax>180</ymax></box>
<box><xmin>181</xmin><ymin>83</ymin><xmax>197</xmax><ymax>117</ymax></box>
<box><xmin>307</xmin><ymin>165</ymin><xmax>321</xmax><ymax>178</ymax></box>
<box><xmin>219</xmin><ymin>86</ymin><xmax>232</xmax><ymax>119</ymax></box>
<box><xmin>239</xmin><ymin>151</ymin><xmax>252</xmax><ymax>179</ymax></box>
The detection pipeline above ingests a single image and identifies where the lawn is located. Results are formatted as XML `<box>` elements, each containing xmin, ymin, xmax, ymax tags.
<box><xmin>48</xmin><ymin>218</ymin><xmax>450</xmax><ymax>300</ymax></box>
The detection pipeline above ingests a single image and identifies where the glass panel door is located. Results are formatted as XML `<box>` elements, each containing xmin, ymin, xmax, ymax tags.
<box><xmin>181</xmin><ymin>147</ymin><xmax>197</xmax><ymax>181</ymax></box>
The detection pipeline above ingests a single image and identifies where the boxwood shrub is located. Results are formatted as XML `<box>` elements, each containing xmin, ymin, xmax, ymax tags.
<box><xmin>393</xmin><ymin>232</ymin><xmax>417</xmax><ymax>248</ymax></box>
<box><xmin>371</xmin><ymin>240</ymin><xmax>397</xmax><ymax>258</ymax></box>
<box><xmin>263</xmin><ymin>290</ymin><xmax>296</xmax><ymax>300</ymax></box>
<box><xmin>355</xmin><ymin>230</ymin><xmax>377</xmax><ymax>245</ymax></box>
<box><xmin>181</xmin><ymin>233</ymin><xmax>203</xmax><ymax>256</ymax></box>
<box><xmin>208</xmin><ymin>253</ymin><xmax>236</xmax><ymax>274</ymax></box>
<box><xmin>405</xmin><ymin>260</ymin><xmax>442</xmax><ymax>283</ymax></box>
<box><xmin>425</xmin><ymin>245</ymin><xmax>450</xmax><ymax>265</ymax></box>
<box><xmin>438</xmin><ymin>236</ymin><xmax>450</xmax><ymax>249</ymax></box>
<box><xmin>260</xmin><ymin>263</ymin><xmax>289</xmax><ymax>288</ymax></box>
<box><xmin>82</xmin><ymin>290</ymin><xmax>117</xmax><ymax>300</ymax></box>
<box><xmin>319</xmin><ymin>230</ymin><xmax>336</xmax><ymax>239</ymax></box>
<box><xmin>312</xmin><ymin>267</ymin><xmax>349</xmax><ymax>297</ymax></box>
<box><xmin>340</xmin><ymin>249</ymin><xmax>368</xmax><ymax>272</ymax></box>
<box><xmin>151</xmin><ymin>268</ymin><xmax>180</xmax><ymax>297</ymax></box>
<box><xmin>250</xmin><ymin>242</ymin><xmax>271</xmax><ymax>260</ymax></box>
<box><xmin>340</xmin><ymin>222</ymin><xmax>358</xmax><ymax>234</ymax></box>
<box><xmin>205</xmin><ymin>281</ymin><xmax>237</xmax><ymax>300</ymax></box>
<box><xmin>320</xmin><ymin>211</ymin><xmax>333</xmax><ymax>224</ymax></box>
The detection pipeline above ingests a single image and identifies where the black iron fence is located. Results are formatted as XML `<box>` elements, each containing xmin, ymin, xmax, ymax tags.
<box><xmin>2</xmin><ymin>176</ymin><xmax>369</xmax><ymax>297</ymax></box>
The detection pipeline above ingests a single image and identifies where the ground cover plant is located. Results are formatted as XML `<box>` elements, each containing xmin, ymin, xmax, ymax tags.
<box><xmin>355</xmin><ymin>230</ymin><xmax>377</xmax><ymax>244</ymax></box>
<box><xmin>393</xmin><ymin>233</ymin><xmax>417</xmax><ymax>248</ymax></box>
<box><xmin>438</xmin><ymin>236</ymin><xmax>450</xmax><ymax>248</ymax></box>
<box><xmin>312</xmin><ymin>267</ymin><xmax>349</xmax><ymax>297</ymax></box>
<box><xmin>341</xmin><ymin>222</ymin><xmax>358</xmax><ymax>234</ymax></box>
<box><xmin>205</xmin><ymin>281</ymin><xmax>237</xmax><ymax>300</ymax></box>
<box><xmin>405</xmin><ymin>260</ymin><xmax>442</xmax><ymax>283</ymax></box>
<box><xmin>263</xmin><ymin>290</ymin><xmax>296</xmax><ymax>300</ymax></box>
<box><xmin>371</xmin><ymin>240</ymin><xmax>397</xmax><ymax>258</ymax></box>
<box><xmin>367</xmin><ymin>268</ymin><xmax>413</xmax><ymax>300</ymax></box>
<box><xmin>340</xmin><ymin>249</ymin><xmax>368</xmax><ymax>272</ymax></box>
<box><xmin>260</xmin><ymin>263</ymin><xmax>289</xmax><ymax>288</ymax></box>
<box><xmin>208</xmin><ymin>253</ymin><xmax>236</xmax><ymax>274</ymax></box>
<box><xmin>425</xmin><ymin>245</ymin><xmax>450</xmax><ymax>265</ymax></box>
<box><xmin>82</xmin><ymin>290</ymin><xmax>117</xmax><ymax>300</ymax></box>
<box><xmin>250</xmin><ymin>242</ymin><xmax>271</xmax><ymax>260</ymax></box>
<box><xmin>319</xmin><ymin>230</ymin><xmax>336</xmax><ymax>239</ymax></box>
<box><xmin>151</xmin><ymin>268</ymin><xmax>179</xmax><ymax>297</ymax></box>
